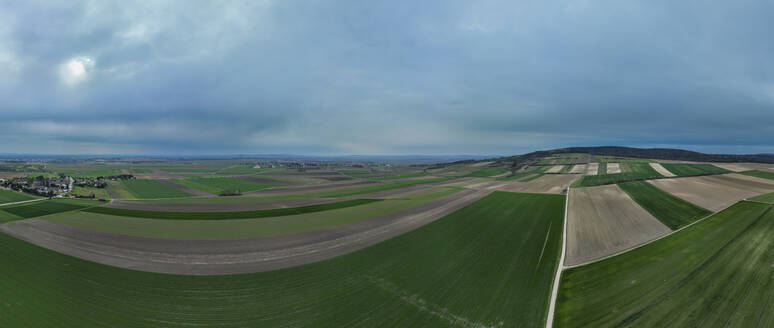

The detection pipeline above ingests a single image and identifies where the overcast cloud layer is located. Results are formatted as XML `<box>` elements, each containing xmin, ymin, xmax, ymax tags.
<box><xmin>1</xmin><ymin>0</ymin><xmax>773</xmax><ymax>155</ymax></box>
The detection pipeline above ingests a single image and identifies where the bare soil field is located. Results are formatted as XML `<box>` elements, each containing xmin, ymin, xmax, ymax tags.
<box><xmin>547</xmin><ymin>165</ymin><xmax>565</xmax><ymax>173</ymax></box>
<box><xmin>649</xmin><ymin>162</ymin><xmax>676</xmax><ymax>177</ymax></box>
<box><xmin>585</xmin><ymin>163</ymin><xmax>599</xmax><ymax>175</ymax></box>
<box><xmin>712</xmin><ymin>163</ymin><xmax>774</xmax><ymax>172</ymax></box>
<box><xmin>606</xmin><ymin>163</ymin><xmax>621</xmax><ymax>174</ymax></box>
<box><xmin>246</xmin><ymin>180</ymin><xmax>380</xmax><ymax>196</ymax></box>
<box><xmin>648</xmin><ymin>174</ymin><xmax>774</xmax><ymax>211</ymax></box>
<box><xmin>0</xmin><ymin>189</ymin><xmax>488</xmax><ymax>275</ymax></box>
<box><xmin>566</xmin><ymin>185</ymin><xmax>671</xmax><ymax>266</ymax></box>
<box><xmin>570</xmin><ymin>164</ymin><xmax>587</xmax><ymax>174</ymax></box>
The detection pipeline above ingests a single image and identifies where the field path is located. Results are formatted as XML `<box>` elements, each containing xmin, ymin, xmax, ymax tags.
<box><xmin>0</xmin><ymin>189</ymin><xmax>489</xmax><ymax>275</ymax></box>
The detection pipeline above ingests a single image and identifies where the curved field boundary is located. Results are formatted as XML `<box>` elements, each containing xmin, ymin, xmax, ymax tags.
<box><xmin>0</xmin><ymin>190</ymin><xmax>564</xmax><ymax>327</ymax></box>
<box><xmin>1</xmin><ymin>189</ymin><xmax>488</xmax><ymax>275</ymax></box>
<box><xmin>84</xmin><ymin>198</ymin><xmax>382</xmax><ymax>220</ymax></box>
<box><xmin>0</xmin><ymin>188</ymin><xmax>37</xmax><ymax>205</ymax></box>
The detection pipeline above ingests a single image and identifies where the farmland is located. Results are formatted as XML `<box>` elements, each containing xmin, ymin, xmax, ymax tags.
<box><xmin>573</xmin><ymin>162</ymin><xmax>664</xmax><ymax>187</ymax></box>
<box><xmin>618</xmin><ymin>181</ymin><xmax>711</xmax><ymax>229</ymax></box>
<box><xmin>649</xmin><ymin>174</ymin><xmax>774</xmax><ymax>211</ymax></box>
<box><xmin>464</xmin><ymin>166</ymin><xmax>509</xmax><ymax>177</ymax></box>
<box><xmin>84</xmin><ymin>198</ymin><xmax>382</xmax><ymax>220</ymax></box>
<box><xmin>0</xmin><ymin>199</ymin><xmax>96</xmax><ymax>223</ymax></box>
<box><xmin>44</xmin><ymin>187</ymin><xmax>463</xmax><ymax>239</ymax></box>
<box><xmin>186</xmin><ymin>177</ymin><xmax>275</xmax><ymax>194</ymax></box>
<box><xmin>0</xmin><ymin>188</ymin><xmax>36</xmax><ymax>204</ymax></box>
<box><xmin>0</xmin><ymin>191</ymin><xmax>564</xmax><ymax>327</ymax></box>
<box><xmin>739</xmin><ymin>169</ymin><xmax>774</xmax><ymax>181</ymax></box>
<box><xmin>659</xmin><ymin>163</ymin><xmax>730</xmax><ymax>176</ymax></box>
<box><xmin>120</xmin><ymin>179</ymin><xmax>194</xmax><ymax>199</ymax></box>
<box><xmin>555</xmin><ymin>201</ymin><xmax>774</xmax><ymax>327</ymax></box>
<box><xmin>566</xmin><ymin>185</ymin><xmax>670</xmax><ymax>266</ymax></box>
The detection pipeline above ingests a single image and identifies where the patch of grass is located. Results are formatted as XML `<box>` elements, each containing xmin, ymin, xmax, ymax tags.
<box><xmin>0</xmin><ymin>188</ymin><xmax>36</xmax><ymax>204</ymax></box>
<box><xmin>738</xmin><ymin>169</ymin><xmax>774</xmax><ymax>181</ymax></box>
<box><xmin>120</xmin><ymin>179</ymin><xmax>193</xmax><ymax>199</ymax></box>
<box><xmin>106</xmin><ymin>181</ymin><xmax>135</xmax><ymax>199</ymax></box>
<box><xmin>85</xmin><ymin>198</ymin><xmax>383</xmax><ymax>220</ymax></box>
<box><xmin>556</xmin><ymin>201</ymin><xmax>774</xmax><ymax>327</ymax></box>
<box><xmin>0</xmin><ymin>199</ymin><xmax>95</xmax><ymax>221</ymax></box>
<box><xmin>186</xmin><ymin>177</ymin><xmax>274</xmax><ymax>193</ymax></box>
<box><xmin>659</xmin><ymin>163</ymin><xmax>730</xmax><ymax>176</ymax></box>
<box><xmin>47</xmin><ymin>187</ymin><xmax>461</xmax><ymax>240</ymax></box>
<box><xmin>0</xmin><ymin>191</ymin><xmax>564</xmax><ymax>327</ymax></box>
<box><xmin>618</xmin><ymin>181</ymin><xmax>712</xmax><ymax>229</ymax></box>
<box><xmin>69</xmin><ymin>186</ymin><xmax>110</xmax><ymax>200</ymax></box>
<box><xmin>170</xmin><ymin>178</ymin><xmax>222</xmax><ymax>195</ymax></box>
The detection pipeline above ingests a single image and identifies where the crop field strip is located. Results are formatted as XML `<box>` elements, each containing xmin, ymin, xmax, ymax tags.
<box><xmin>659</xmin><ymin>163</ymin><xmax>730</xmax><ymax>176</ymax></box>
<box><xmin>44</xmin><ymin>187</ymin><xmax>463</xmax><ymax>239</ymax></box>
<box><xmin>463</xmin><ymin>166</ymin><xmax>509</xmax><ymax>177</ymax></box>
<box><xmin>574</xmin><ymin>162</ymin><xmax>663</xmax><ymax>187</ymax></box>
<box><xmin>739</xmin><ymin>169</ymin><xmax>774</xmax><ymax>181</ymax></box>
<box><xmin>0</xmin><ymin>188</ymin><xmax>37</xmax><ymax>204</ymax></box>
<box><xmin>0</xmin><ymin>199</ymin><xmax>97</xmax><ymax>223</ymax></box>
<box><xmin>0</xmin><ymin>191</ymin><xmax>564</xmax><ymax>327</ymax></box>
<box><xmin>750</xmin><ymin>192</ymin><xmax>774</xmax><ymax>204</ymax></box>
<box><xmin>618</xmin><ymin>181</ymin><xmax>712</xmax><ymax>229</ymax></box>
<box><xmin>185</xmin><ymin>177</ymin><xmax>275</xmax><ymax>193</ymax></box>
<box><xmin>120</xmin><ymin>179</ymin><xmax>194</xmax><ymax>199</ymax></box>
<box><xmin>522</xmin><ymin>173</ymin><xmax>545</xmax><ymax>182</ymax></box>
<box><xmin>84</xmin><ymin>198</ymin><xmax>382</xmax><ymax>220</ymax></box>
<box><xmin>555</xmin><ymin>201</ymin><xmax>774</xmax><ymax>327</ymax></box>
<box><xmin>648</xmin><ymin>162</ymin><xmax>675</xmax><ymax>177</ymax></box>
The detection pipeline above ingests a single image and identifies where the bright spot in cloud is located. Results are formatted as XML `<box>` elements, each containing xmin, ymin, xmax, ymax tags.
<box><xmin>59</xmin><ymin>56</ymin><xmax>94</xmax><ymax>85</ymax></box>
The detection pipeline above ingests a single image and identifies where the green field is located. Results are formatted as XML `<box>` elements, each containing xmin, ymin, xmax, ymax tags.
<box><xmin>106</xmin><ymin>180</ymin><xmax>135</xmax><ymax>199</ymax></box>
<box><xmin>85</xmin><ymin>198</ymin><xmax>382</xmax><ymax>220</ymax></box>
<box><xmin>739</xmin><ymin>169</ymin><xmax>774</xmax><ymax>181</ymax></box>
<box><xmin>464</xmin><ymin>167</ymin><xmax>509</xmax><ymax>177</ymax></box>
<box><xmin>69</xmin><ymin>186</ymin><xmax>110</xmax><ymax>200</ymax></box>
<box><xmin>497</xmin><ymin>171</ymin><xmax>534</xmax><ymax>181</ymax></box>
<box><xmin>0</xmin><ymin>191</ymin><xmax>564</xmax><ymax>327</ymax></box>
<box><xmin>186</xmin><ymin>177</ymin><xmax>274</xmax><ymax>193</ymax></box>
<box><xmin>46</xmin><ymin>187</ymin><xmax>462</xmax><ymax>239</ymax></box>
<box><xmin>0</xmin><ymin>199</ymin><xmax>96</xmax><ymax>223</ymax></box>
<box><xmin>750</xmin><ymin>192</ymin><xmax>774</xmax><ymax>204</ymax></box>
<box><xmin>574</xmin><ymin>162</ymin><xmax>663</xmax><ymax>187</ymax></box>
<box><xmin>54</xmin><ymin>168</ymin><xmax>123</xmax><ymax>177</ymax></box>
<box><xmin>618</xmin><ymin>181</ymin><xmax>712</xmax><ymax>229</ymax></box>
<box><xmin>0</xmin><ymin>188</ymin><xmax>36</xmax><ymax>204</ymax></box>
<box><xmin>120</xmin><ymin>179</ymin><xmax>194</xmax><ymax>199</ymax></box>
<box><xmin>556</xmin><ymin>201</ymin><xmax>774</xmax><ymax>327</ymax></box>
<box><xmin>131</xmin><ymin>168</ymin><xmax>153</xmax><ymax>174</ymax></box>
<box><xmin>659</xmin><ymin>163</ymin><xmax>730</xmax><ymax>176</ymax></box>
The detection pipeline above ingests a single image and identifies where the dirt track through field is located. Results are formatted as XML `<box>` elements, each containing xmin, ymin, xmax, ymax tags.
<box><xmin>569</xmin><ymin>164</ymin><xmax>586</xmax><ymax>174</ymax></box>
<box><xmin>649</xmin><ymin>162</ymin><xmax>676</xmax><ymax>177</ymax></box>
<box><xmin>585</xmin><ymin>163</ymin><xmax>599</xmax><ymax>175</ymax></box>
<box><xmin>649</xmin><ymin>173</ymin><xmax>774</xmax><ymax>211</ymax></box>
<box><xmin>0</xmin><ymin>189</ymin><xmax>489</xmax><ymax>275</ymax></box>
<box><xmin>565</xmin><ymin>184</ymin><xmax>671</xmax><ymax>266</ymax></box>
<box><xmin>606</xmin><ymin>163</ymin><xmax>621</xmax><ymax>174</ymax></box>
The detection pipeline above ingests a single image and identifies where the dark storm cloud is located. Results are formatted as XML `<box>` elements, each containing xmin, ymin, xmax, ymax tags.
<box><xmin>1</xmin><ymin>0</ymin><xmax>773</xmax><ymax>155</ymax></box>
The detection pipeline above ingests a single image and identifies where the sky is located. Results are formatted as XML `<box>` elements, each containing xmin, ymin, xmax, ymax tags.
<box><xmin>1</xmin><ymin>0</ymin><xmax>773</xmax><ymax>156</ymax></box>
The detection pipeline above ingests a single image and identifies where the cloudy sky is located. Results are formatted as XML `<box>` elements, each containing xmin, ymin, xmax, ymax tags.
<box><xmin>1</xmin><ymin>1</ymin><xmax>773</xmax><ymax>156</ymax></box>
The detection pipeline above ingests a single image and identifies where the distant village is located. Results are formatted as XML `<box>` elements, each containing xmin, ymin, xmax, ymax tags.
<box><xmin>0</xmin><ymin>174</ymin><xmax>134</xmax><ymax>197</ymax></box>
